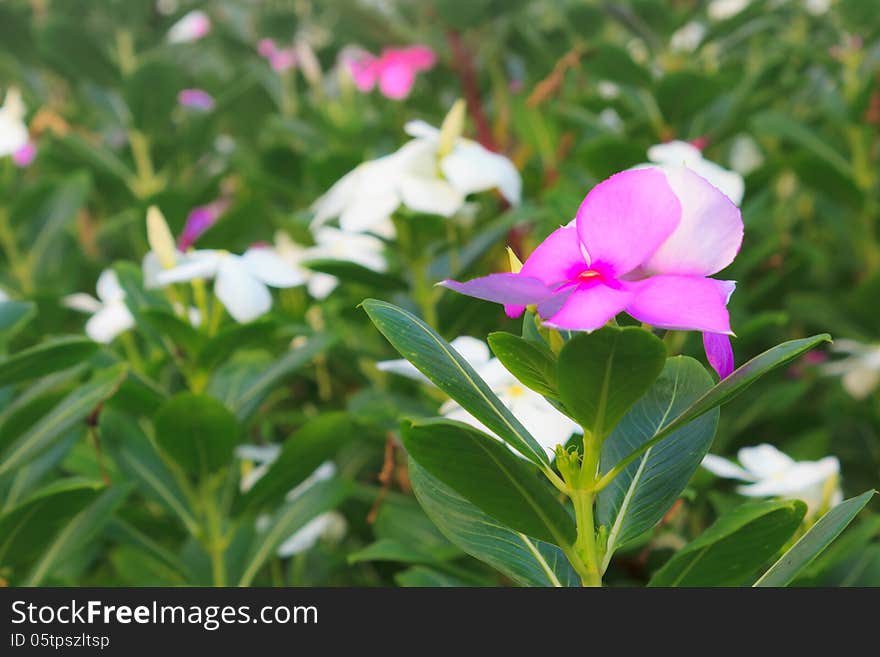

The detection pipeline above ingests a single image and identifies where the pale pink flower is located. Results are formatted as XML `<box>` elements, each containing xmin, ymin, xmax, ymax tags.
<box><xmin>167</xmin><ymin>10</ymin><xmax>211</xmax><ymax>44</ymax></box>
<box><xmin>347</xmin><ymin>46</ymin><xmax>436</xmax><ymax>100</ymax></box>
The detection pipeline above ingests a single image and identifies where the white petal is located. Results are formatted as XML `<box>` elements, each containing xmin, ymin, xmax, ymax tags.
<box><xmin>729</xmin><ymin>135</ymin><xmax>764</xmax><ymax>176</ymax></box>
<box><xmin>701</xmin><ymin>454</ymin><xmax>755</xmax><ymax>481</ymax></box>
<box><xmin>477</xmin><ymin>358</ymin><xmax>517</xmax><ymax>390</ymax></box>
<box><xmin>449</xmin><ymin>336</ymin><xmax>491</xmax><ymax>369</ymax></box>
<box><xmin>241</xmin><ymin>248</ymin><xmax>304</xmax><ymax>288</ymax></box>
<box><xmin>403</xmin><ymin>120</ymin><xmax>440</xmax><ymax>140</ymax></box>
<box><xmin>338</xmin><ymin>189</ymin><xmax>401</xmax><ymax>233</ymax></box>
<box><xmin>214</xmin><ymin>256</ymin><xmax>272</xmax><ymax>323</ymax></box>
<box><xmin>156</xmin><ymin>250</ymin><xmax>221</xmax><ymax>285</ymax></box>
<box><xmin>235</xmin><ymin>444</ymin><xmax>282</xmax><ymax>464</ymax></box>
<box><xmin>643</xmin><ymin>166</ymin><xmax>744</xmax><ymax>276</ymax></box>
<box><xmin>285</xmin><ymin>462</ymin><xmax>337</xmax><ymax>502</ymax></box>
<box><xmin>96</xmin><ymin>269</ymin><xmax>125</xmax><ymax>303</ymax></box>
<box><xmin>647</xmin><ymin>141</ymin><xmax>703</xmax><ymax>167</ymax></box>
<box><xmin>842</xmin><ymin>368</ymin><xmax>880</xmax><ymax>400</ymax></box>
<box><xmin>510</xmin><ymin>394</ymin><xmax>577</xmax><ymax>457</ymax></box>
<box><xmin>307</xmin><ymin>273</ymin><xmax>338</xmax><ymax>299</ymax></box>
<box><xmin>63</xmin><ymin>293</ymin><xmax>102</xmax><ymax>314</ymax></box>
<box><xmin>688</xmin><ymin>158</ymin><xmax>745</xmax><ymax>205</ymax></box>
<box><xmin>276</xmin><ymin>511</ymin><xmax>346</xmax><ymax>557</ymax></box>
<box><xmin>85</xmin><ymin>302</ymin><xmax>134</xmax><ymax>343</ymax></box>
<box><xmin>375</xmin><ymin>358</ymin><xmax>428</xmax><ymax>383</ymax></box>
<box><xmin>311</xmin><ymin>167</ymin><xmax>361</xmax><ymax>226</ymax></box>
<box><xmin>397</xmin><ymin>174</ymin><xmax>463</xmax><ymax>217</ymax></box>
<box><xmin>441</xmin><ymin>142</ymin><xmax>522</xmax><ymax>205</ymax></box>
<box><xmin>737</xmin><ymin>443</ymin><xmax>795</xmax><ymax>479</ymax></box>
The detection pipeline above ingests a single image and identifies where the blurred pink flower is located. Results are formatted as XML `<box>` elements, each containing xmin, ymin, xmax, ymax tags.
<box><xmin>257</xmin><ymin>38</ymin><xmax>297</xmax><ymax>73</ymax></box>
<box><xmin>12</xmin><ymin>141</ymin><xmax>36</xmax><ymax>167</ymax></box>
<box><xmin>348</xmin><ymin>46</ymin><xmax>436</xmax><ymax>100</ymax></box>
<box><xmin>443</xmin><ymin>167</ymin><xmax>744</xmax><ymax>378</ymax></box>
<box><xmin>178</xmin><ymin>88</ymin><xmax>215</xmax><ymax>111</ymax></box>
<box><xmin>167</xmin><ymin>10</ymin><xmax>211</xmax><ymax>44</ymax></box>
<box><xmin>177</xmin><ymin>199</ymin><xmax>230</xmax><ymax>250</ymax></box>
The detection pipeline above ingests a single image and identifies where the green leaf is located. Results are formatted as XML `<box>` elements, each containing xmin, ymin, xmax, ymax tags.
<box><xmin>140</xmin><ymin>309</ymin><xmax>204</xmax><ymax>356</ymax></box>
<box><xmin>755</xmin><ymin>490</ymin><xmax>876</xmax><ymax>587</ymax></box>
<box><xmin>28</xmin><ymin>172</ymin><xmax>92</xmax><ymax>281</ymax></box>
<box><xmin>209</xmin><ymin>334</ymin><xmax>332</xmax><ymax>420</ymax></box>
<box><xmin>100</xmin><ymin>408</ymin><xmax>199</xmax><ymax>534</ymax></box>
<box><xmin>53</xmin><ymin>134</ymin><xmax>133</xmax><ymax>187</ymax></box>
<box><xmin>348</xmin><ymin>538</ymin><xmax>443</xmax><ymax>565</ymax></box>
<box><xmin>395</xmin><ymin>566</ymin><xmax>471</xmax><ymax>587</ymax></box>
<box><xmin>0</xmin><ymin>364</ymin><xmax>127</xmax><ymax>477</ymax></box>
<box><xmin>599</xmin><ymin>335</ymin><xmax>831</xmax><ymax>484</ymax></box>
<box><xmin>26</xmin><ymin>483</ymin><xmax>131</xmax><ymax>585</ymax></box>
<box><xmin>196</xmin><ymin>319</ymin><xmax>276</xmax><ymax>370</ymax></box>
<box><xmin>237</xmin><ymin>412</ymin><xmax>352</xmax><ymax>513</ymax></box>
<box><xmin>557</xmin><ymin>327</ymin><xmax>666</xmax><ymax>439</ymax></box>
<box><xmin>154</xmin><ymin>393</ymin><xmax>240</xmax><ymax>476</ymax></box>
<box><xmin>598</xmin><ymin>357</ymin><xmax>719</xmax><ymax>565</ymax></box>
<box><xmin>238</xmin><ymin>477</ymin><xmax>349</xmax><ymax>586</ymax></box>
<box><xmin>0</xmin><ymin>480</ymin><xmax>104</xmax><ymax>568</ymax></box>
<box><xmin>0</xmin><ymin>300</ymin><xmax>36</xmax><ymax>342</ymax></box>
<box><xmin>403</xmin><ymin>419</ymin><xmax>576</xmax><ymax>547</ymax></box>
<box><xmin>363</xmin><ymin>299</ymin><xmax>548</xmax><ymax>465</ymax></box>
<box><xmin>648</xmin><ymin>499</ymin><xmax>806</xmax><ymax>587</ymax></box>
<box><xmin>410</xmin><ymin>461</ymin><xmax>579</xmax><ymax>587</ymax></box>
<box><xmin>0</xmin><ymin>337</ymin><xmax>98</xmax><ymax>388</ymax></box>
<box><xmin>487</xmin><ymin>331</ymin><xmax>558</xmax><ymax>397</ymax></box>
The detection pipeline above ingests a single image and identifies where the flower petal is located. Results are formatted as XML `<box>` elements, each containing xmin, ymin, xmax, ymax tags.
<box><xmin>543</xmin><ymin>283</ymin><xmax>633</xmax><ymax>331</ymax></box>
<box><xmin>397</xmin><ymin>174</ymin><xmax>463</xmax><ymax>217</ymax></box>
<box><xmin>737</xmin><ymin>444</ymin><xmax>795</xmax><ymax>478</ymax></box>
<box><xmin>241</xmin><ymin>248</ymin><xmax>304</xmax><ymax>288</ymax></box>
<box><xmin>441</xmin><ymin>141</ymin><xmax>522</xmax><ymax>206</ymax></box>
<box><xmin>518</xmin><ymin>225</ymin><xmax>587</xmax><ymax>286</ymax></box>
<box><xmin>625</xmin><ymin>275</ymin><xmax>733</xmax><ymax>334</ymax></box>
<box><xmin>703</xmin><ymin>332</ymin><xmax>735</xmax><ymax>379</ymax></box>
<box><xmin>156</xmin><ymin>251</ymin><xmax>221</xmax><ymax>285</ymax></box>
<box><xmin>96</xmin><ymin>269</ymin><xmax>125</xmax><ymax>303</ymax></box>
<box><xmin>214</xmin><ymin>257</ymin><xmax>272</xmax><ymax>323</ymax></box>
<box><xmin>575</xmin><ymin>168</ymin><xmax>680</xmax><ymax>276</ymax></box>
<box><xmin>642</xmin><ymin>167</ymin><xmax>743</xmax><ymax>276</ymax></box>
<box><xmin>440</xmin><ymin>273</ymin><xmax>557</xmax><ymax>307</ymax></box>
<box><xmin>378</xmin><ymin>61</ymin><xmax>416</xmax><ymax>99</ymax></box>
<box><xmin>63</xmin><ymin>293</ymin><xmax>102</xmax><ymax>314</ymax></box>
<box><xmin>85</xmin><ymin>302</ymin><xmax>134</xmax><ymax>344</ymax></box>
<box><xmin>701</xmin><ymin>454</ymin><xmax>755</xmax><ymax>481</ymax></box>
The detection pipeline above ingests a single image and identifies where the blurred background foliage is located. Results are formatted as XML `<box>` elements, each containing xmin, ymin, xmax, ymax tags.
<box><xmin>0</xmin><ymin>0</ymin><xmax>878</xmax><ymax>586</ymax></box>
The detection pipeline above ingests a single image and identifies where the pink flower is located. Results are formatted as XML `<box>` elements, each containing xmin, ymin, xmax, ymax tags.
<box><xmin>12</xmin><ymin>141</ymin><xmax>36</xmax><ymax>167</ymax></box>
<box><xmin>167</xmin><ymin>10</ymin><xmax>211</xmax><ymax>44</ymax></box>
<box><xmin>442</xmin><ymin>167</ymin><xmax>743</xmax><ymax>378</ymax></box>
<box><xmin>178</xmin><ymin>89</ymin><xmax>215</xmax><ymax>111</ymax></box>
<box><xmin>177</xmin><ymin>199</ymin><xmax>229</xmax><ymax>250</ymax></box>
<box><xmin>257</xmin><ymin>39</ymin><xmax>297</xmax><ymax>73</ymax></box>
<box><xmin>348</xmin><ymin>46</ymin><xmax>436</xmax><ymax>100</ymax></box>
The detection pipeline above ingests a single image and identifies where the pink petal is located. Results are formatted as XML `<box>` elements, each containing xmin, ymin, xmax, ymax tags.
<box><xmin>270</xmin><ymin>49</ymin><xmax>297</xmax><ymax>73</ymax></box>
<box><xmin>703</xmin><ymin>332</ymin><xmax>734</xmax><ymax>379</ymax></box>
<box><xmin>576</xmin><ymin>168</ymin><xmax>681</xmax><ymax>277</ymax></box>
<box><xmin>349</xmin><ymin>55</ymin><xmax>379</xmax><ymax>92</ymax></box>
<box><xmin>257</xmin><ymin>38</ymin><xmax>277</xmax><ymax>58</ymax></box>
<box><xmin>543</xmin><ymin>283</ymin><xmax>633</xmax><ymax>331</ymax></box>
<box><xmin>440</xmin><ymin>274</ymin><xmax>557</xmax><ymax>311</ymax></box>
<box><xmin>378</xmin><ymin>61</ymin><xmax>416</xmax><ymax>99</ymax></box>
<box><xmin>177</xmin><ymin>88</ymin><xmax>215</xmax><ymax>111</ymax></box>
<box><xmin>518</xmin><ymin>225</ymin><xmax>588</xmax><ymax>286</ymax></box>
<box><xmin>12</xmin><ymin>141</ymin><xmax>36</xmax><ymax>167</ymax></box>
<box><xmin>387</xmin><ymin>46</ymin><xmax>436</xmax><ymax>71</ymax></box>
<box><xmin>625</xmin><ymin>274</ymin><xmax>733</xmax><ymax>334</ymax></box>
<box><xmin>642</xmin><ymin>167</ymin><xmax>743</xmax><ymax>277</ymax></box>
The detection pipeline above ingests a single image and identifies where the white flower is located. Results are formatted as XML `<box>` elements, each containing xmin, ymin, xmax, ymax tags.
<box><xmin>274</xmin><ymin>227</ymin><xmax>387</xmax><ymax>300</ymax></box>
<box><xmin>237</xmin><ymin>450</ymin><xmax>347</xmax><ymax>558</ymax></box>
<box><xmin>670</xmin><ymin>21</ymin><xmax>707</xmax><ymax>53</ymax></box>
<box><xmin>377</xmin><ymin>336</ymin><xmax>581</xmax><ymax>458</ymax></box>
<box><xmin>0</xmin><ymin>87</ymin><xmax>29</xmax><ymax>158</ymax></box>
<box><xmin>729</xmin><ymin>134</ymin><xmax>764</xmax><ymax>175</ymax></box>
<box><xmin>155</xmin><ymin>247</ymin><xmax>304</xmax><ymax>323</ymax></box>
<box><xmin>641</xmin><ymin>140</ymin><xmax>745</xmax><ymax>205</ymax></box>
<box><xmin>708</xmin><ymin>0</ymin><xmax>750</xmax><ymax>21</ymax></box>
<box><xmin>167</xmin><ymin>10</ymin><xmax>211</xmax><ymax>44</ymax></box>
<box><xmin>598</xmin><ymin>108</ymin><xmax>623</xmax><ymax>133</ymax></box>
<box><xmin>821</xmin><ymin>339</ymin><xmax>880</xmax><ymax>400</ymax></box>
<box><xmin>804</xmin><ymin>0</ymin><xmax>831</xmax><ymax>15</ymax></box>
<box><xmin>312</xmin><ymin>100</ymin><xmax>521</xmax><ymax>237</ymax></box>
<box><xmin>597</xmin><ymin>80</ymin><xmax>620</xmax><ymax>100</ymax></box>
<box><xmin>64</xmin><ymin>270</ymin><xmax>135</xmax><ymax>344</ymax></box>
<box><xmin>702</xmin><ymin>443</ymin><xmax>843</xmax><ymax>515</ymax></box>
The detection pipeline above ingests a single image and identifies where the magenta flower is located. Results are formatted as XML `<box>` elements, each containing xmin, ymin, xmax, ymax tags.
<box><xmin>348</xmin><ymin>46</ymin><xmax>436</xmax><ymax>100</ymax></box>
<box><xmin>12</xmin><ymin>141</ymin><xmax>36</xmax><ymax>167</ymax></box>
<box><xmin>177</xmin><ymin>199</ymin><xmax>229</xmax><ymax>250</ymax></box>
<box><xmin>442</xmin><ymin>167</ymin><xmax>743</xmax><ymax>378</ymax></box>
<box><xmin>257</xmin><ymin>39</ymin><xmax>297</xmax><ymax>73</ymax></box>
<box><xmin>178</xmin><ymin>89</ymin><xmax>215</xmax><ymax>111</ymax></box>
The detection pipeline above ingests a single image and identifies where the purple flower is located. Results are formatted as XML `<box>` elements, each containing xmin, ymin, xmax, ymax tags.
<box><xmin>178</xmin><ymin>89</ymin><xmax>215</xmax><ymax>111</ymax></box>
<box><xmin>177</xmin><ymin>200</ymin><xmax>229</xmax><ymax>250</ymax></box>
<box><xmin>12</xmin><ymin>141</ymin><xmax>36</xmax><ymax>167</ymax></box>
<box><xmin>442</xmin><ymin>167</ymin><xmax>744</xmax><ymax>378</ymax></box>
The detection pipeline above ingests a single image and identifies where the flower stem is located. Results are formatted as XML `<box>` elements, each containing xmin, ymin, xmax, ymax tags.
<box><xmin>412</xmin><ymin>259</ymin><xmax>438</xmax><ymax>327</ymax></box>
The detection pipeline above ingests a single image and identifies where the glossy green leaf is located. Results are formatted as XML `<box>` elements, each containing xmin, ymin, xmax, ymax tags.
<box><xmin>363</xmin><ymin>299</ymin><xmax>547</xmax><ymax>465</ymax></box>
<box><xmin>600</xmin><ymin>335</ymin><xmax>831</xmax><ymax>484</ymax></box>
<box><xmin>0</xmin><ymin>364</ymin><xmax>127</xmax><ymax>477</ymax></box>
<box><xmin>403</xmin><ymin>419</ymin><xmax>576</xmax><ymax>547</ymax></box>
<box><xmin>237</xmin><ymin>412</ymin><xmax>352</xmax><ymax>513</ymax></box>
<box><xmin>154</xmin><ymin>393</ymin><xmax>240</xmax><ymax>476</ymax></box>
<box><xmin>487</xmin><ymin>331</ymin><xmax>558</xmax><ymax>397</ymax></box>
<box><xmin>409</xmin><ymin>461</ymin><xmax>579</xmax><ymax>587</ymax></box>
<box><xmin>598</xmin><ymin>357</ymin><xmax>719</xmax><ymax>566</ymax></box>
<box><xmin>0</xmin><ymin>336</ymin><xmax>98</xmax><ymax>388</ymax></box>
<box><xmin>26</xmin><ymin>483</ymin><xmax>131</xmax><ymax>585</ymax></box>
<box><xmin>557</xmin><ymin>326</ymin><xmax>666</xmax><ymax>439</ymax></box>
<box><xmin>0</xmin><ymin>300</ymin><xmax>36</xmax><ymax>342</ymax></box>
<box><xmin>348</xmin><ymin>538</ymin><xmax>442</xmax><ymax>565</ymax></box>
<box><xmin>755</xmin><ymin>490</ymin><xmax>876</xmax><ymax>587</ymax></box>
<box><xmin>649</xmin><ymin>499</ymin><xmax>806</xmax><ymax>587</ymax></box>
<box><xmin>238</xmin><ymin>477</ymin><xmax>349</xmax><ymax>586</ymax></box>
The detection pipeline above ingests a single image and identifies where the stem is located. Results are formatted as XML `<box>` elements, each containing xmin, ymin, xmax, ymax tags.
<box><xmin>0</xmin><ymin>206</ymin><xmax>32</xmax><ymax>294</ymax></box>
<box><xmin>128</xmin><ymin>130</ymin><xmax>163</xmax><ymax>199</ymax></box>
<box><xmin>446</xmin><ymin>31</ymin><xmax>496</xmax><ymax>151</ymax></box>
<box><xmin>412</xmin><ymin>260</ymin><xmax>438</xmax><ymax>327</ymax></box>
<box><xmin>203</xmin><ymin>482</ymin><xmax>227</xmax><ymax>587</ymax></box>
<box><xmin>574</xmin><ymin>434</ymin><xmax>602</xmax><ymax>586</ymax></box>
